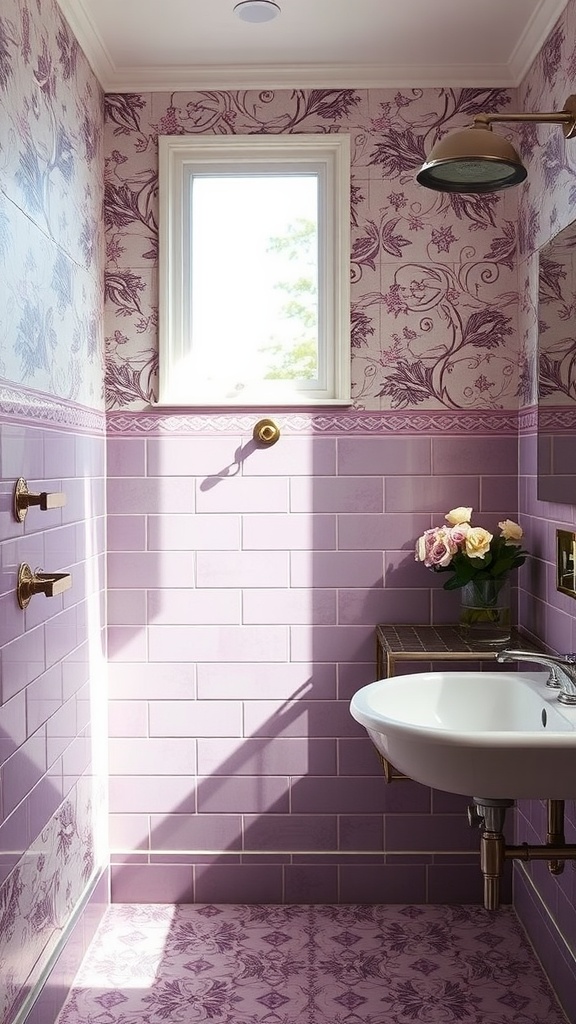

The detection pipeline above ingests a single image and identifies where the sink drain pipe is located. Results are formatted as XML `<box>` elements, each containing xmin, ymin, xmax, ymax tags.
<box><xmin>469</xmin><ymin>798</ymin><xmax>576</xmax><ymax>910</ymax></box>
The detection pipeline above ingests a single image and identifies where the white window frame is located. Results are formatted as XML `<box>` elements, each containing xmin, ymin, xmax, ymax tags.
<box><xmin>157</xmin><ymin>134</ymin><xmax>351</xmax><ymax>407</ymax></box>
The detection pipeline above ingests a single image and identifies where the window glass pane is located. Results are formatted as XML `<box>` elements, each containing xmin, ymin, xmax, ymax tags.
<box><xmin>158</xmin><ymin>133</ymin><xmax>351</xmax><ymax>407</ymax></box>
<box><xmin>190</xmin><ymin>174</ymin><xmax>318</xmax><ymax>399</ymax></box>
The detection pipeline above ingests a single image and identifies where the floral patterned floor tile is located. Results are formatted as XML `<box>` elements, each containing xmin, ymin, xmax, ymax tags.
<box><xmin>57</xmin><ymin>903</ymin><xmax>567</xmax><ymax>1024</ymax></box>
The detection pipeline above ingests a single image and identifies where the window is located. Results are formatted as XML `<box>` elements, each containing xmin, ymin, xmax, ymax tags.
<box><xmin>158</xmin><ymin>134</ymin><xmax>351</xmax><ymax>406</ymax></box>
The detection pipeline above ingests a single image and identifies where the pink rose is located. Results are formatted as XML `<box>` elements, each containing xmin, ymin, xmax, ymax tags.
<box><xmin>415</xmin><ymin>527</ymin><xmax>457</xmax><ymax>568</ymax></box>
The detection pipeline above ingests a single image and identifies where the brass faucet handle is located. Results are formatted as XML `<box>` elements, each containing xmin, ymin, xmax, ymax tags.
<box><xmin>38</xmin><ymin>491</ymin><xmax>66</xmax><ymax>511</ymax></box>
<box><xmin>34</xmin><ymin>571</ymin><xmax>73</xmax><ymax>597</ymax></box>
<box><xmin>13</xmin><ymin>478</ymin><xmax>67</xmax><ymax>522</ymax></box>
<box><xmin>17</xmin><ymin>564</ymin><xmax>72</xmax><ymax>609</ymax></box>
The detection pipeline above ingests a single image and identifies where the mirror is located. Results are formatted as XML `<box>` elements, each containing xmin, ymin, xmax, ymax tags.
<box><xmin>537</xmin><ymin>220</ymin><xmax>576</xmax><ymax>503</ymax></box>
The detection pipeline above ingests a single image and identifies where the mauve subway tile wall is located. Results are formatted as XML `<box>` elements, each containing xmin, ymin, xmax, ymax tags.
<box><xmin>106</xmin><ymin>418</ymin><xmax>520</xmax><ymax>905</ymax></box>
<box><xmin>0</xmin><ymin>419</ymin><xmax>108</xmax><ymax>1024</ymax></box>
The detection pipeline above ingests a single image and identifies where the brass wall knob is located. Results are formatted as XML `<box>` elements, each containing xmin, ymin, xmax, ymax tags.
<box><xmin>253</xmin><ymin>418</ymin><xmax>280</xmax><ymax>446</ymax></box>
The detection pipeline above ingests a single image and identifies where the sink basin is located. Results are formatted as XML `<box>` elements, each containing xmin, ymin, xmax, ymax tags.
<box><xmin>349</xmin><ymin>671</ymin><xmax>576</xmax><ymax>799</ymax></box>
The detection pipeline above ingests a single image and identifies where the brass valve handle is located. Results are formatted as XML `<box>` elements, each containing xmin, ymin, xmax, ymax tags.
<box><xmin>13</xmin><ymin>478</ymin><xmax>67</xmax><ymax>522</ymax></box>
<box><xmin>17</xmin><ymin>563</ymin><xmax>72</xmax><ymax>609</ymax></box>
<box><xmin>253</xmin><ymin>418</ymin><xmax>280</xmax><ymax>446</ymax></box>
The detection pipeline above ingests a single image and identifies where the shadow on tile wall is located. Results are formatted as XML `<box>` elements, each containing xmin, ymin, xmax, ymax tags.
<box><xmin>106</xmin><ymin>420</ymin><xmax>524</xmax><ymax>907</ymax></box>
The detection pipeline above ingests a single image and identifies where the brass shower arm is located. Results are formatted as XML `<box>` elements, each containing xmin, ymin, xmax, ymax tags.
<box><xmin>417</xmin><ymin>95</ymin><xmax>576</xmax><ymax>194</ymax></box>
<box><xmin>472</xmin><ymin>95</ymin><xmax>576</xmax><ymax>138</ymax></box>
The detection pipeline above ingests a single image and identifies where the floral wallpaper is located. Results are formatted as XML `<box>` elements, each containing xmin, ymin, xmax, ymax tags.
<box><xmin>0</xmin><ymin>777</ymin><xmax>102</xmax><ymax>1024</ymax></box>
<box><xmin>104</xmin><ymin>87</ymin><xmax>524</xmax><ymax>412</ymax></box>
<box><xmin>0</xmin><ymin>2</ymin><xmax>107</xmax><ymax>1024</ymax></box>
<box><xmin>516</xmin><ymin>4</ymin><xmax>576</xmax><ymax>410</ymax></box>
<box><xmin>537</xmin><ymin>220</ymin><xmax>576</xmax><ymax>409</ymax></box>
<box><xmin>0</xmin><ymin>0</ymin><xmax>104</xmax><ymax>408</ymax></box>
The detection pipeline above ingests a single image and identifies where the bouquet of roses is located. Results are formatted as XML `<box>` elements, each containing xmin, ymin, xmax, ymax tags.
<box><xmin>415</xmin><ymin>506</ymin><xmax>528</xmax><ymax>591</ymax></box>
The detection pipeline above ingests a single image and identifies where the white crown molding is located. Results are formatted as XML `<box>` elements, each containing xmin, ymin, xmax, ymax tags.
<box><xmin>57</xmin><ymin>0</ymin><xmax>565</xmax><ymax>94</ymax></box>
<box><xmin>56</xmin><ymin>0</ymin><xmax>117</xmax><ymax>88</ymax></box>
<box><xmin>93</xmin><ymin>62</ymin><xmax>517</xmax><ymax>93</ymax></box>
<box><xmin>508</xmin><ymin>0</ymin><xmax>569</xmax><ymax>83</ymax></box>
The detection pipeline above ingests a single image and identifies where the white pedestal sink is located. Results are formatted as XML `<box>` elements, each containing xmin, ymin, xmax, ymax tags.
<box><xmin>349</xmin><ymin>671</ymin><xmax>576</xmax><ymax>799</ymax></box>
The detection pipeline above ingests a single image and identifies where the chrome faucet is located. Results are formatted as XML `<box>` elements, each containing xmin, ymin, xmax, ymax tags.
<box><xmin>496</xmin><ymin>650</ymin><xmax>576</xmax><ymax>705</ymax></box>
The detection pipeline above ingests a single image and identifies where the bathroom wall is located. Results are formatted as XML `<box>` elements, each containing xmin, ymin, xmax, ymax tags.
<box><xmin>105</xmin><ymin>87</ymin><xmax>522</xmax><ymax>903</ymax></box>
<box><xmin>512</xmin><ymin>2</ymin><xmax>576</xmax><ymax>1013</ymax></box>
<box><xmin>0</xmin><ymin>3</ymin><xmax>107</xmax><ymax>1023</ymax></box>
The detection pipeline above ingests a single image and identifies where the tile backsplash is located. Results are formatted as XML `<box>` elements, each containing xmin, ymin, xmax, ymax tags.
<box><xmin>106</xmin><ymin>410</ymin><xmax>519</xmax><ymax>903</ymax></box>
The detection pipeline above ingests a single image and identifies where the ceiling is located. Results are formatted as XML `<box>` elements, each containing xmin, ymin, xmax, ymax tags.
<box><xmin>56</xmin><ymin>0</ymin><xmax>569</xmax><ymax>92</ymax></box>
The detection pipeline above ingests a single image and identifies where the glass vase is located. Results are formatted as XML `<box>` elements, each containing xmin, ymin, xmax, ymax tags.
<box><xmin>458</xmin><ymin>577</ymin><xmax>511</xmax><ymax>646</ymax></box>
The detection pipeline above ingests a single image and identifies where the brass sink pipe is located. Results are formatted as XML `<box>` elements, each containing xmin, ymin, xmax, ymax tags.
<box><xmin>547</xmin><ymin>798</ymin><xmax>565</xmax><ymax>874</ymax></box>
<box><xmin>480</xmin><ymin>830</ymin><xmax>506</xmax><ymax>912</ymax></box>
<box><xmin>472</xmin><ymin>799</ymin><xmax>513</xmax><ymax>911</ymax></box>
<box><xmin>474</xmin><ymin>799</ymin><xmax>576</xmax><ymax>910</ymax></box>
<box><xmin>504</xmin><ymin>843</ymin><xmax>576</xmax><ymax>862</ymax></box>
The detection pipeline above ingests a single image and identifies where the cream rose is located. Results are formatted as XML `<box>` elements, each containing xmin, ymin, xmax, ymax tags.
<box><xmin>464</xmin><ymin>526</ymin><xmax>493</xmax><ymax>559</ymax></box>
<box><xmin>445</xmin><ymin>507</ymin><xmax>473</xmax><ymax>526</ymax></box>
<box><xmin>498</xmin><ymin>519</ymin><xmax>523</xmax><ymax>543</ymax></box>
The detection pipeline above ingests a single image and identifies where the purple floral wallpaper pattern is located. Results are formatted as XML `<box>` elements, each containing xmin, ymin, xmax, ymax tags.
<box><xmin>0</xmin><ymin>2</ymin><xmax>107</xmax><ymax>1024</ymax></box>
<box><xmin>58</xmin><ymin>902</ymin><xmax>566</xmax><ymax>1024</ymax></box>
<box><xmin>104</xmin><ymin>87</ymin><xmax>525</xmax><ymax>413</ymax></box>
<box><xmin>0</xmin><ymin>779</ymin><xmax>101</xmax><ymax>1024</ymax></box>
<box><xmin>537</xmin><ymin>220</ymin><xmax>576</xmax><ymax>408</ymax></box>
<box><xmin>0</xmin><ymin>0</ymin><xmax>104</xmax><ymax>407</ymax></box>
<box><xmin>516</xmin><ymin>2</ymin><xmax>576</xmax><ymax>409</ymax></box>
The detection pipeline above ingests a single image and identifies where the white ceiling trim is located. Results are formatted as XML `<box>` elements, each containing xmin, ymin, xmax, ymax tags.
<box><xmin>56</xmin><ymin>0</ymin><xmax>116</xmax><ymax>88</ymax></box>
<box><xmin>56</xmin><ymin>0</ymin><xmax>568</xmax><ymax>94</ymax></box>
<box><xmin>508</xmin><ymin>0</ymin><xmax>569</xmax><ymax>83</ymax></box>
<box><xmin>94</xmin><ymin>62</ymin><xmax>518</xmax><ymax>94</ymax></box>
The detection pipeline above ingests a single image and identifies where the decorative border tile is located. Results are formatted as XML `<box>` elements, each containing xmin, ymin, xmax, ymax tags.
<box><xmin>106</xmin><ymin>407</ymin><xmax>520</xmax><ymax>437</ymax></box>
<box><xmin>518</xmin><ymin>406</ymin><xmax>576</xmax><ymax>434</ymax></box>
<box><xmin>0</xmin><ymin>380</ymin><xmax>105</xmax><ymax>434</ymax></box>
<box><xmin>536</xmin><ymin>407</ymin><xmax>576</xmax><ymax>434</ymax></box>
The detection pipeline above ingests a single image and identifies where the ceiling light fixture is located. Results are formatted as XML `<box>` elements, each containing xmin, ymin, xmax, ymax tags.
<box><xmin>233</xmin><ymin>0</ymin><xmax>281</xmax><ymax>22</ymax></box>
<box><xmin>416</xmin><ymin>94</ymin><xmax>576</xmax><ymax>194</ymax></box>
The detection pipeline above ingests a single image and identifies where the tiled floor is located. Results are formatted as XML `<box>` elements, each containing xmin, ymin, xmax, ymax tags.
<box><xmin>57</xmin><ymin>903</ymin><xmax>567</xmax><ymax>1023</ymax></box>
